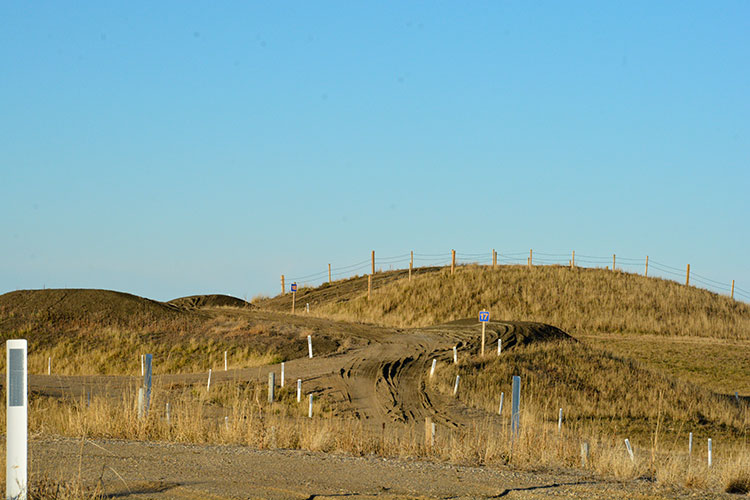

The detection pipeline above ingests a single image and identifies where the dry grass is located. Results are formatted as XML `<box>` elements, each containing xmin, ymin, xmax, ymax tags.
<box><xmin>304</xmin><ymin>265</ymin><xmax>750</xmax><ymax>339</ymax></box>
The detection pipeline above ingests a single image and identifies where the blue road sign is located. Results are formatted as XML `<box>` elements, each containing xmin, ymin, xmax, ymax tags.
<box><xmin>291</xmin><ymin>283</ymin><xmax>298</xmax><ymax>292</ymax></box>
<box><xmin>479</xmin><ymin>311</ymin><xmax>490</xmax><ymax>322</ymax></box>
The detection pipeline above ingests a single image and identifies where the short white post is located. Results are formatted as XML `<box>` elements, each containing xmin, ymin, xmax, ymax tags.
<box><xmin>224</xmin><ymin>351</ymin><xmax>227</xmax><ymax>371</ymax></box>
<box><xmin>431</xmin><ymin>422</ymin><xmax>436</xmax><ymax>447</ymax></box>
<box><xmin>7</xmin><ymin>339</ymin><xmax>28</xmax><ymax>500</ymax></box>
<box><xmin>137</xmin><ymin>387</ymin><xmax>145</xmax><ymax>419</ymax></box>
<box><xmin>281</xmin><ymin>362</ymin><xmax>285</xmax><ymax>387</ymax></box>
<box><xmin>307</xmin><ymin>335</ymin><xmax>313</xmax><ymax>359</ymax></box>
<box><xmin>453</xmin><ymin>345</ymin><xmax>457</xmax><ymax>364</ymax></box>
<box><xmin>207</xmin><ymin>369</ymin><xmax>212</xmax><ymax>393</ymax></box>
<box><xmin>166</xmin><ymin>403</ymin><xmax>171</xmax><ymax>425</ymax></box>
<box><xmin>497</xmin><ymin>338</ymin><xmax>501</xmax><ymax>355</ymax></box>
<box><xmin>511</xmin><ymin>376</ymin><xmax>521</xmax><ymax>436</ymax></box>
<box><xmin>581</xmin><ymin>441</ymin><xmax>589</xmax><ymax>467</ymax></box>
<box><xmin>624</xmin><ymin>438</ymin><xmax>634</xmax><ymax>462</ymax></box>
<box><xmin>708</xmin><ymin>438</ymin><xmax>712</xmax><ymax>467</ymax></box>
<box><xmin>689</xmin><ymin>432</ymin><xmax>693</xmax><ymax>455</ymax></box>
<box><xmin>498</xmin><ymin>392</ymin><xmax>504</xmax><ymax>415</ymax></box>
<box><xmin>297</xmin><ymin>379</ymin><xmax>302</xmax><ymax>403</ymax></box>
<box><xmin>141</xmin><ymin>353</ymin><xmax>144</xmax><ymax>376</ymax></box>
<box><xmin>47</xmin><ymin>356</ymin><xmax>51</xmax><ymax>375</ymax></box>
<box><xmin>308</xmin><ymin>394</ymin><xmax>313</xmax><ymax>418</ymax></box>
<box><xmin>453</xmin><ymin>375</ymin><xmax>460</xmax><ymax>396</ymax></box>
<box><xmin>224</xmin><ymin>416</ymin><xmax>229</xmax><ymax>429</ymax></box>
<box><xmin>558</xmin><ymin>408</ymin><xmax>563</xmax><ymax>432</ymax></box>
<box><xmin>268</xmin><ymin>372</ymin><xmax>275</xmax><ymax>403</ymax></box>
<box><xmin>306</xmin><ymin>303</ymin><xmax>310</xmax><ymax>313</ymax></box>
<box><xmin>429</xmin><ymin>359</ymin><xmax>436</xmax><ymax>378</ymax></box>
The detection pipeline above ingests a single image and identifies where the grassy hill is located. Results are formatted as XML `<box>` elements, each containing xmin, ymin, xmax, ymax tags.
<box><xmin>261</xmin><ymin>264</ymin><xmax>750</xmax><ymax>339</ymax></box>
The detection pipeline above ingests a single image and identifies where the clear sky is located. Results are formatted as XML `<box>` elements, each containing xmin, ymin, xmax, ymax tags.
<box><xmin>2</xmin><ymin>2</ymin><xmax>748</xmax><ymax>302</ymax></box>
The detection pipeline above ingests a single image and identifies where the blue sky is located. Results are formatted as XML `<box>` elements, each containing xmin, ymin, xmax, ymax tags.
<box><xmin>2</xmin><ymin>2</ymin><xmax>748</xmax><ymax>302</ymax></box>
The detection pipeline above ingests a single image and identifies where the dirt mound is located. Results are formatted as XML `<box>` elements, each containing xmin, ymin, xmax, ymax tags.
<box><xmin>169</xmin><ymin>294</ymin><xmax>251</xmax><ymax>310</ymax></box>
<box><xmin>0</xmin><ymin>288</ymin><xmax>183</xmax><ymax>331</ymax></box>
<box><xmin>435</xmin><ymin>319</ymin><xmax>573</xmax><ymax>350</ymax></box>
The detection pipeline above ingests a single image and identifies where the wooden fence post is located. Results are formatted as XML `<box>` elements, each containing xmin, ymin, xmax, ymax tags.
<box><xmin>572</xmin><ymin>251</ymin><xmax>575</xmax><ymax>268</ymax></box>
<box><xmin>492</xmin><ymin>249</ymin><xmax>497</xmax><ymax>268</ymax></box>
<box><xmin>371</xmin><ymin>250</ymin><xmax>375</xmax><ymax>275</ymax></box>
<box><xmin>292</xmin><ymin>289</ymin><xmax>296</xmax><ymax>314</ymax></box>
<box><xmin>612</xmin><ymin>254</ymin><xmax>616</xmax><ymax>272</ymax></box>
<box><xmin>451</xmin><ymin>249</ymin><xmax>456</xmax><ymax>275</ymax></box>
<box><xmin>529</xmin><ymin>249</ymin><xmax>533</xmax><ymax>268</ymax></box>
<box><xmin>281</xmin><ymin>275</ymin><xmax>285</xmax><ymax>295</ymax></box>
<box><xmin>368</xmin><ymin>274</ymin><xmax>372</xmax><ymax>300</ymax></box>
<box><xmin>645</xmin><ymin>256</ymin><xmax>649</xmax><ymax>277</ymax></box>
<box><xmin>686</xmin><ymin>264</ymin><xmax>690</xmax><ymax>286</ymax></box>
<box><xmin>328</xmin><ymin>264</ymin><xmax>332</xmax><ymax>284</ymax></box>
<box><xmin>731</xmin><ymin>279</ymin><xmax>735</xmax><ymax>299</ymax></box>
<box><xmin>409</xmin><ymin>251</ymin><xmax>413</xmax><ymax>281</ymax></box>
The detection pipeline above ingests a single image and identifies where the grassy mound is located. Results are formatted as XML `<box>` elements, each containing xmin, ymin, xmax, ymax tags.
<box><xmin>169</xmin><ymin>294</ymin><xmax>251</xmax><ymax>309</ymax></box>
<box><xmin>261</xmin><ymin>265</ymin><xmax>750</xmax><ymax>339</ymax></box>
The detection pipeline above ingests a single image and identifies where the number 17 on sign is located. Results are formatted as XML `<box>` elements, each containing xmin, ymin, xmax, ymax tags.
<box><xmin>479</xmin><ymin>311</ymin><xmax>490</xmax><ymax>356</ymax></box>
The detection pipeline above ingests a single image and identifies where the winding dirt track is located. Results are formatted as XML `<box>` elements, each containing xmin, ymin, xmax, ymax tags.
<box><xmin>26</xmin><ymin>320</ymin><xmax>722</xmax><ymax>498</ymax></box>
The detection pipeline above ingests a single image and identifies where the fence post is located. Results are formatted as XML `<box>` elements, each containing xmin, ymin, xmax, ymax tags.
<box><xmin>328</xmin><ymin>263</ymin><xmax>332</xmax><ymax>284</ymax></box>
<box><xmin>429</xmin><ymin>359</ymin><xmax>436</xmax><ymax>378</ymax></box>
<box><xmin>297</xmin><ymin>379</ymin><xmax>302</xmax><ymax>403</ymax></box>
<box><xmin>307</xmin><ymin>335</ymin><xmax>313</xmax><ymax>358</ymax></box>
<box><xmin>498</xmin><ymin>338</ymin><xmax>502</xmax><ymax>355</ymax></box>
<box><xmin>686</xmin><ymin>264</ymin><xmax>690</xmax><ymax>286</ymax></box>
<box><xmin>558</xmin><ymin>408</ymin><xmax>563</xmax><ymax>432</ymax></box>
<box><xmin>529</xmin><ymin>249</ymin><xmax>532</xmax><ymax>268</ymax></box>
<box><xmin>281</xmin><ymin>362</ymin><xmax>285</xmax><ymax>387</ymax></box>
<box><xmin>371</xmin><ymin>250</ymin><xmax>375</xmax><ymax>275</ymax></box>
<box><xmin>207</xmin><ymin>369</ymin><xmax>212</xmax><ymax>393</ymax></box>
<box><xmin>268</xmin><ymin>372</ymin><xmax>275</xmax><ymax>403</ymax></box>
<box><xmin>498</xmin><ymin>392</ymin><xmax>504</xmax><ymax>415</ymax></box>
<box><xmin>689</xmin><ymin>432</ymin><xmax>693</xmax><ymax>456</ymax></box>
<box><xmin>143</xmin><ymin>354</ymin><xmax>152</xmax><ymax>416</ymax></box>
<box><xmin>708</xmin><ymin>438</ymin><xmax>712</xmax><ymax>467</ymax></box>
<box><xmin>581</xmin><ymin>442</ymin><xmax>589</xmax><ymax>467</ymax></box>
<box><xmin>572</xmin><ymin>250</ymin><xmax>575</xmax><ymax>268</ymax></box>
<box><xmin>731</xmin><ymin>280</ymin><xmax>735</xmax><ymax>299</ymax></box>
<box><xmin>292</xmin><ymin>288</ymin><xmax>296</xmax><ymax>314</ymax></box>
<box><xmin>492</xmin><ymin>249</ymin><xmax>497</xmax><ymax>268</ymax></box>
<box><xmin>224</xmin><ymin>351</ymin><xmax>227</xmax><ymax>371</ymax></box>
<box><xmin>281</xmin><ymin>275</ymin><xmax>285</xmax><ymax>295</ymax></box>
<box><xmin>453</xmin><ymin>375</ymin><xmax>460</xmax><ymax>396</ymax></box>
<box><xmin>47</xmin><ymin>356</ymin><xmax>51</xmax><ymax>375</ymax></box>
<box><xmin>453</xmin><ymin>345</ymin><xmax>457</xmax><ymax>364</ymax></box>
<box><xmin>645</xmin><ymin>256</ymin><xmax>649</xmax><ymax>277</ymax></box>
<box><xmin>6</xmin><ymin>339</ymin><xmax>28</xmax><ymax>500</ymax></box>
<box><xmin>451</xmin><ymin>249</ymin><xmax>456</xmax><ymax>275</ymax></box>
<box><xmin>368</xmin><ymin>274</ymin><xmax>372</xmax><ymax>300</ymax></box>
<box><xmin>409</xmin><ymin>251</ymin><xmax>413</xmax><ymax>281</ymax></box>
<box><xmin>308</xmin><ymin>394</ymin><xmax>313</xmax><ymax>418</ymax></box>
<box><xmin>612</xmin><ymin>254</ymin><xmax>616</xmax><ymax>272</ymax></box>
<box><xmin>624</xmin><ymin>439</ymin><xmax>634</xmax><ymax>462</ymax></box>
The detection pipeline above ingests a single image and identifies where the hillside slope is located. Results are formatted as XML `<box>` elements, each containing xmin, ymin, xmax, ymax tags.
<box><xmin>260</xmin><ymin>264</ymin><xmax>750</xmax><ymax>339</ymax></box>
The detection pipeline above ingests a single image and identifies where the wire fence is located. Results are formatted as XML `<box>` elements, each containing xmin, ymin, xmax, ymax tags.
<box><xmin>283</xmin><ymin>249</ymin><xmax>748</xmax><ymax>302</ymax></box>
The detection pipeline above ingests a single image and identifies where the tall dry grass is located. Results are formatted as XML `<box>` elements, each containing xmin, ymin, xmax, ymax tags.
<box><xmin>310</xmin><ymin>265</ymin><xmax>750</xmax><ymax>339</ymax></box>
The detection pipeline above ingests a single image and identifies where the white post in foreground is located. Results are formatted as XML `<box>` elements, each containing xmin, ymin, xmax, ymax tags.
<box><xmin>47</xmin><ymin>356</ymin><xmax>51</xmax><ymax>375</ymax></box>
<box><xmin>307</xmin><ymin>335</ymin><xmax>313</xmax><ymax>359</ymax></box>
<box><xmin>308</xmin><ymin>394</ymin><xmax>313</xmax><ymax>418</ymax></box>
<box><xmin>708</xmin><ymin>438</ymin><xmax>712</xmax><ymax>467</ymax></box>
<box><xmin>429</xmin><ymin>359</ymin><xmax>436</xmax><ymax>378</ymax></box>
<box><xmin>207</xmin><ymin>369</ymin><xmax>212</xmax><ymax>393</ymax></box>
<box><xmin>281</xmin><ymin>362</ymin><xmax>285</xmax><ymax>387</ymax></box>
<box><xmin>224</xmin><ymin>351</ymin><xmax>227</xmax><ymax>371</ymax></box>
<box><xmin>7</xmin><ymin>339</ymin><xmax>28</xmax><ymax>500</ymax></box>
<box><xmin>689</xmin><ymin>432</ymin><xmax>693</xmax><ymax>456</ymax></box>
<box><xmin>511</xmin><ymin>376</ymin><xmax>521</xmax><ymax>437</ymax></box>
<box><xmin>558</xmin><ymin>408</ymin><xmax>563</xmax><ymax>432</ymax></box>
<box><xmin>296</xmin><ymin>379</ymin><xmax>302</xmax><ymax>403</ymax></box>
<box><xmin>624</xmin><ymin>439</ymin><xmax>634</xmax><ymax>462</ymax></box>
<box><xmin>497</xmin><ymin>338</ymin><xmax>502</xmax><ymax>355</ymax></box>
<box><xmin>140</xmin><ymin>354</ymin><xmax>144</xmax><ymax>376</ymax></box>
<box><xmin>453</xmin><ymin>375</ymin><xmax>460</xmax><ymax>396</ymax></box>
<box><xmin>453</xmin><ymin>346</ymin><xmax>457</xmax><ymax>364</ymax></box>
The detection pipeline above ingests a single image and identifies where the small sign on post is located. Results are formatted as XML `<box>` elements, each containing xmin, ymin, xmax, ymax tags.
<box><xmin>7</xmin><ymin>339</ymin><xmax>28</xmax><ymax>500</ymax></box>
<box><xmin>478</xmin><ymin>311</ymin><xmax>489</xmax><ymax>357</ymax></box>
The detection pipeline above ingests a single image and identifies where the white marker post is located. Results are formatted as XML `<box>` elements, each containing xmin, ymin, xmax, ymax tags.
<box><xmin>453</xmin><ymin>375</ymin><xmax>460</xmax><ymax>396</ymax></box>
<box><xmin>47</xmin><ymin>356</ymin><xmax>51</xmax><ymax>375</ymax></box>
<box><xmin>498</xmin><ymin>392</ymin><xmax>504</xmax><ymax>415</ymax></box>
<box><xmin>7</xmin><ymin>339</ymin><xmax>28</xmax><ymax>500</ymax></box>
<box><xmin>307</xmin><ymin>335</ymin><xmax>313</xmax><ymax>359</ymax></box>
<box><xmin>224</xmin><ymin>351</ymin><xmax>227</xmax><ymax>371</ymax></box>
<box><xmin>558</xmin><ymin>408</ymin><xmax>563</xmax><ymax>432</ymax></box>
<box><xmin>624</xmin><ymin>439</ymin><xmax>634</xmax><ymax>462</ymax></box>
<box><xmin>306</xmin><ymin>303</ymin><xmax>310</xmax><ymax>313</ymax></box>
<box><xmin>268</xmin><ymin>372</ymin><xmax>275</xmax><ymax>403</ymax></box>
<box><xmin>689</xmin><ymin>432</ymin><xmax>693</xmax><ymax>456</ymax></box>
<box><xmin>296</xmin><ymin>379</ymin><xmax>302</xmax><ymax>403</ymax></box>
<box><xmin>140</xmin><ymin>354</ymin><xmax>144</xmax><ymax>376</ymax></box>
<box><xmin>511</xmin><ymin>376</ymin><xmax>521</xmax><ymax>437</ymax></box>
<box><xmin>143</xmin><ymin>354</ymin><xmax>152</xmax><ymax>416</ymax></box>
<box><xmin>708</xmin><ymin>438</ymin><xmax>712</xmax><ymax>467</ymax></box>
<box><xmin>207</xmin><ymin>369</ymin><xmax>212</xmax><ymax>393</ymax></box>
<box><xmin>453</xmin><ymin>346</ymin><xmax>457</xmax><ymax>365</ymax></box>
<box><xmin>497</xmin><ymin>338</ymin><xmax>502</xmax><ymax>355</ymax></box>
<box><xmin>429</xmin><ymin>359</ymin><xmax>436</xmax><ymax>378</ymax></box>
<box><xmin>308</xmin><ymin>394</ymin><xmax>313</xmax><ymax>418</ymax></box>
<box><xmin>281</xmin><ymin>362</ymin><xmax>285</xmax><ymax>387</ymax></box>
